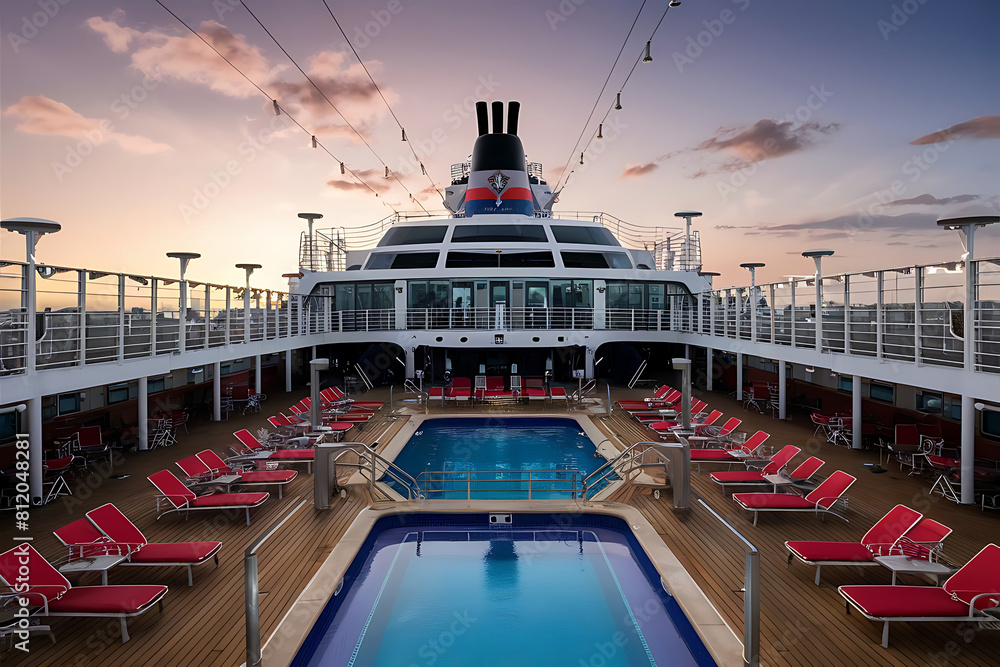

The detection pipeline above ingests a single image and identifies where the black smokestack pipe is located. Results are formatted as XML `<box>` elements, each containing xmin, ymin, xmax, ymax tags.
<box><xmin>491</xmin><ymin>101</ymin><xmax>503</xmax><ymax>134</ymax></box>
<box><xmin>507</xmin><ymin>101</ymin><xmax>520</xmax><ymax>136</ymax></box>
<box><xmin>476</xmin><ymin>101</ymin><xmax>489</xmax><ymax>136</ymax></box>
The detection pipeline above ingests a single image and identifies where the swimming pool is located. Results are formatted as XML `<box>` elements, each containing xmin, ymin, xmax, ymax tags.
<box><xmin>386</xmin><ymin>416</ymin><xmax>612</xmax><ymax>499</ymax></box>
<box><xmin>291</xmin><ymin>513</ymin><xmax>716</xmax><ymax>666</ymax></box>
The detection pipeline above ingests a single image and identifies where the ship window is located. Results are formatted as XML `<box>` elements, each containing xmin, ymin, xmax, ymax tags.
<box><xmin>550</xmin><ymin>226</ymin><xmax>620</xmax><ymax>246</ymax></box>
<box><xmin>917</xmin><ymin>391</ymin><xmax>943</xmax><ymax>413</ymax></box>
<box><xmin>376</xmin><ymin>225</ymin><xmax>447</xmax><ymax>247</ymax></box>
<box><xmin>837</xmin><ymin>375</ymin><xmax>853</xmax><ymax>393</ymax></box>
<box><xmin>451</xmin><ymin>224</ymin><xmax>548</xmax><ymax>243</ymax></box>
<box><xmin>982</xmin><ymin>409</ymin><xmax>1000</xmax><ymax>440</ymax></box>
<box><xmin>365</xmin><ymin>252</ymin><xmax>439</xmax><ymax>270</ymax></box>
<box><xmin>58</xmin><ymin>393</ymin><xmax>80</xmax><ymax>415</ymax></box>
<box><xmin>446</xmin><ymin>251</ymin><xmax>554</xmax><ymax>268</ymax></box>
<box><xmin>560</xmin><ymin>251</ymin><xmax>632</xmax><ymax>269</ymax></box>
<box><xmin>108</xmin><ymin>382</ymin><xmax>130</xmax><ymax>404</ymax></box>
<box><xmin>869</xmin><ymin>381</ymin><xmax>894</xmax><ymax>404</ymax></box>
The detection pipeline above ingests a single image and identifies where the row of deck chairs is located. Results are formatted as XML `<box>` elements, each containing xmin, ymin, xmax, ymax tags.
<box><xmin>0</xmin><ymin>502</ymin><xmax>222</xmax><ymax>644</ymax></box>
<box><xmin>783</xmin><ymin>504</ymin><xmax>1000</xmax><ymax>649</ymax></box>
<box><xmin>428</xmin><ymin>376</ymin><xmax>568</xmax><ymax>403</ymax></box>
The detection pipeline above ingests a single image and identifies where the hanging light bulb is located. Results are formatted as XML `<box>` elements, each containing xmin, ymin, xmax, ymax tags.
<box><xmin>384</xmin><ymin>166</ymin><xmax>390</xmax><ymax>178</ymax></box>
<box><xmin>401</xmin><ymin>128</ymin><xmax>407</xmax><ymax>141</ymax></box>
<box><xmin>340</xmin><ymin>162</ymin><xmax>345</xmax><ymax>174</ymax></box>
<box><xmin>420</xmin><ymin>162</ymin><xmax>426</xmax><ymax>175</ymax></box>
<box><xmin>643</xmin><ymin>41</ymin><xmax>652</xmax><ymax>63</ymax></box>
<box><xmin>597</xmin><ymin>123</ymin><xmax>603</xmax><ymax>139</ymax></box>
<box><xmin>669</xmin><ymin>1</ymin><xmax>681</xmax><ymax>6</ymax></box>
<box><xmin>272</xmin><ymin>100</ymin><xmax>280</xmax><ymax>115</ymax></box>
<box><xmin>614</xmin><ymin>93</ymin><xmax>622</xmax><ymax>110</ymax></box>
<box><xmin>579</xmin><ymin>152</ymin><xmax>584</xmax><ymax>165</ymax></box>
<box><xmin>311</xmin><ymin>135</ymin><xmax>317</xmax><ymax>148</ymax></box>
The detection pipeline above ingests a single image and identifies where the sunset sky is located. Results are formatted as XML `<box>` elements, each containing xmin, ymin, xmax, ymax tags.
<box><xmin>2</xmin><ymin>0</ymin><xmax>998</xmax><ymax>290</ymax></box>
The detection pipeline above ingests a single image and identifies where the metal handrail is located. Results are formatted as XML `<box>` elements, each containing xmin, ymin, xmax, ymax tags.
<box><xmin>416</xmin><ymin>469</ymin><xmax>581</xmax><ymax>500</ymax></box>
<box><xmin>628</xmin><ymin>359</ymin><xmax>647</xmax><ymax>388</ymax></box>
<box><xmin>245</xmin><ymin>498</ymin><xmax>309</xmax><ymax>667</ymax></box>
<box><xmin>696</xmin><ymin>498</ymin><xmax>759</xmax><ymax>667</ymax></box>
<box><xmin>318</xmin><ymin>442</ymin><xmax>421</xmax><ymax>502</ymax></box>
<box><xmin>582</xmin><ymin>441</ymin><xmax>640</xmax><ymax>498</ymax></box>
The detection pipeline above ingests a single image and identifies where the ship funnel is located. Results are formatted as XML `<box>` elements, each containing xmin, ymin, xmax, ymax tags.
<box><xmin>507</xmin><ymin>101</ymin><xmax>520</xmax><ymax>135</ymax></box>
<box><xmin>465</xmin><ymin>101</ymin><xmax>532</xmax><ymax>217</ymax></box>
<box><xmin>491</xmin><ymin>101</ymin><xmax>504</xmax><ymax>134</ymax></box>
<box><xmin>476</xmin><ymin>101</ymin><xmax>489</xmax><ymax>136</ymax></box>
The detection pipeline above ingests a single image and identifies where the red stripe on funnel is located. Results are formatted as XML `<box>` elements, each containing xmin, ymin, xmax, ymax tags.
<box><xmin>466</xmin><ymin>187</ymin><xmax>533</xmax><ymax>201</ymax></box>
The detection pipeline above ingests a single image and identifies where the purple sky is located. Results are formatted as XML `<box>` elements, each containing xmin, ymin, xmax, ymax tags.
<box><xmin>2</xmin><ymin>0</ymin><xmax>998</xmax><ymax>289</ymax></box>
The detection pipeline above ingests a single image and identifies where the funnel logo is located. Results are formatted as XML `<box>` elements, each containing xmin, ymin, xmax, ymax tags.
<box><xmin>487</xmin><ymin>170</ymin><xmax>510</xmax><ymax>207</ymax></box>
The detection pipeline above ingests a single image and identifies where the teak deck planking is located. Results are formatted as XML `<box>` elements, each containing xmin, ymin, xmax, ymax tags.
<box><xmin>2</xmin><ymin>387</ymin><xmax>997</xmax><ymax>666</ymax></box>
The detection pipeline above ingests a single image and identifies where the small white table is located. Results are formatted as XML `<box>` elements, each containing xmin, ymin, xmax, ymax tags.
<box><xmin>874</xmin><ymin>555</ymin><xmax>955</xmax><ymax>585</ymax></box>
<box><xmin>59</xmin><ymin>555</ymin><xmax>128</xmax><ymax>585</ymax></box>
<box><xmin>763</xmin><ymin>474</ymin><xmax>799</xmax><ymax>493</ymax></box>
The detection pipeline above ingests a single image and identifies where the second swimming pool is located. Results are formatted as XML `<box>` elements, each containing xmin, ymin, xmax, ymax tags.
<box><xmin>387</xmin><ymin>417</ymin><xmax>612</xmax><ymax>499</ymax></box>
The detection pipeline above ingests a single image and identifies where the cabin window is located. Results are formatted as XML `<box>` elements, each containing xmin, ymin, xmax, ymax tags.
<box><xmin>982</xmin><ymin>409</ymin><xmax>1000</xmax><ymax>440</ymax></box>
<box><xmin>916</xmin><ymin>391</ymin><xmax>942</xmax><ymax>413</ymax></box>
<box><xmin>550</xmin><ymin>226</ymin><xmax>620</xmax><ymax>246</ymax></box>
<box><xmin>377</xmin><ymin>225</ymin><xmax>447</xmax><ymax>247</ymax></box>
<box><xmin>148</xmin><ymin>377</ymin><xmax>166</xmax><ymax>393</ymax></box>
<box><xmin>837</xmin><ymin>376</ymin><xmax>853</xmax><ymax>393</ymax></box>
<box><xmin>451</xmin><ymin>224</ymin><xmax>548</xmax><ymax>243</ymax></box>
<box><xmin>445</xmin><ymin>251</ymin><xmax>554</xmax><ymax>268</ymax></box>
<box><xmin>560</xmin><ymin>251</ymin><xmax>632</xmax><ymax>269</ymax></box>
<box><xmin>869</xmin><ymin>381</ymin><xmax>894</xmax><ymax>404</ymax></box>
<box><xmin>108</xmin><ymin>382</ymin><xmax>130</xmax><ymax>404</ymax></box>
<box><xmin>58</xmin><ymin>393</ymin><xmax>80</xmax><ymax>415</ymax></box>
<box><xmin>365</xmin><ymin>252</ymin><xmax>439</xmax><ymax>270</ymax></box>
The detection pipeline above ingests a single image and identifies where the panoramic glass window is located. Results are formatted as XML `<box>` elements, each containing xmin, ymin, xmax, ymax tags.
<box><xmin>365</xmin><ymin>252</ymin><xmax>439</xmax><ymax>270</ymax></box>
<box><xmin>550</xmin><ymin>226</ymin><xmax>621</xmax><ymax>246</ymax></box>
<box><xmin>451</xmin><ymin>224</ymin><xmax>548</xmax><ymax>243</ymax></box>
<box><xmin>560</xmin><ymin>251</ymin><xmax>632</xmax><ymax>269</ymax></box>
<box><xmin>376</xmin><ymin>225</ymin><xmax>448</xmax><ymax>247</ymax></box>
<box><xmin>446</xmin><ymin>251</ymin><xmax>555</xmax><ymax>268</ymax></box>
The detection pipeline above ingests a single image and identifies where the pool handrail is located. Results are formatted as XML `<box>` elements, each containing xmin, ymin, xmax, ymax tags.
<box><xmin>315</xmin><ymin>442</ymin><xmax>422</xmax><ymax>507</ymax></box>
<box><xmin>414</xmin><ymin>469</ymin><xmax>582</xmax><ymax>499</ymax></box>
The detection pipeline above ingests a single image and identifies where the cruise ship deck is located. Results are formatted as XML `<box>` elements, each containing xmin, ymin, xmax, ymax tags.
<box><xmin>3</xmin><ymin>386</ymin><xmax>997</xmax><ymax>666</ymax></box>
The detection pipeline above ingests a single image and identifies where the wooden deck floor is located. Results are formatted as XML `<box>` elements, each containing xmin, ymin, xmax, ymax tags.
<box><xmin>3</xmin><ymin>387</ymin><xmax>998</xmax><ymax>666</ymax></box>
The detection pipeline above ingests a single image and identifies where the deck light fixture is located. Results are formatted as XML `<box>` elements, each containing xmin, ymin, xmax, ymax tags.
<box><xmin>674</xmin><ymin>211</ymin><xmax>702</xmax><ymax>271</ymax></box>
<box><xmin>802</xmin><ymin>250</ymin><xmax>834</xmax><ymax>352</ymax></box>
<box><xmin>643</xmin><ymin>41</ymin><xmax>653</xmax><ymax>63</ymax></box>
<box><xmin>669</xmin><ymin>1</ymin><xmax>681</xmax><ymax>6</ymax></box>
<box><xmin>597</xmin><ymin>123</ymin><xmax>603</xmax><ymax>139</ymax></box>
<box><xmin>614</xmin><ymin>93</ymin><xmax>622</xmax><ymax>110</ymax></box>
<box><xmin>166</xmin><ymin>252</ymin><xmax>201</xmax><ymax>355</ymax></box>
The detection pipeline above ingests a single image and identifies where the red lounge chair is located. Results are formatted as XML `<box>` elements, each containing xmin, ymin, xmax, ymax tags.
<box><xmin>649</xmin><ymin>409</ymin><xmax>723</xmax><ymax>436</ymax></box>
<box><xmin>0</xmin><ymin>544</ymin><xmax>167</xmax><ymax>643</ymax></box>
<box><xmin>86</xmin><ymin>504</ymin><xmax>221</xmax><ymax>586</ymax></box>
<box><xmin>232</xmin><ymin>429</ymin><xmax>316</xmax><ymax>472</ymax></box>
<box><xmin>733</xmin><ymin>470</ymin><xmax>856</xmax><ymax>526</ymax></box>
<box><xmin>687</xmin><ymin>417</ymin><xmax>743</xmax><ymax>447</ymax></box>
<box><xmin>550</xmin><ymin>386</ymin><xmax>567</xmax><ymax>401</ymax></box>
<box><xmin>785</xmin><ymin>504</ymin><xmax>924</xmax><ymax>585</ymax></box>
<box><xmin>147</xmin><ymin>470</ymin><xmax>269</xmax><ymax>526</ymax></box>
<box><xmin>709</xmin><ymin>445</ymin><xmax>801</xmax><ymax>489</ymax></box>
<box><xmin>197</xmin><ymin>450</ymin><xmax>297</xmax><ymax>499</ymax></box>
<box><xmin>691</xmin><ymin>430</ymin><xmax>770</xmax><ymax>463</ymax></box>
<box><xmin>839</xmin><ymin>543</ymin><xmax>1000</xmax><ymax>648</ymax></box>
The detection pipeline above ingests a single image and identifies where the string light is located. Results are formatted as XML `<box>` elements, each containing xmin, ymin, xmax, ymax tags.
<box><xmin>643</xmin><ymin>41</ymin><xmax>652</xmax><ymax>63</ymax></box>
<box><xmin>597</xmin><ymin>123</ymin><xmax>603</xmax><ymax>139</ymax></box>
<box><xmin>271</xmin><ymin>99</ymin><xmax>280</xmax><ymax>115</ymax></box>
<box><xmin>615</xmin><ymin>93</ymin><xmax>622</xmax><ymax>110</ymax></box>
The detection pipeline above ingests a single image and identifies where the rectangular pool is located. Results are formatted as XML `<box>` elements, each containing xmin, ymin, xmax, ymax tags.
<box><xmin>387</xmin><ymin>417</ymin><xmax>612</xmax><ymax>499</ymax></box>
<box><xmin>292</xmin><ymin>513</ymin><xmax>715</xmax><ymax>666</ymax></box>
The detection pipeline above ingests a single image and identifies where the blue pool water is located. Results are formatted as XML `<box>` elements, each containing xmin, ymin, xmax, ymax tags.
<box><xmin>293</xmin><ymin>514</ymin><xmax>715</xmax><ymax>666</ymax></box>
<box><xmin>387</xmin><ymin>417</ymin><xmax>611</xmax><ymax>499</ymax></box>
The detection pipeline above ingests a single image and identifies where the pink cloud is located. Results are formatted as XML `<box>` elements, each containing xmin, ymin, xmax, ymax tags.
<box><xmin>85</xmin><ymin>10</ymin><xmax>142</xmax><ymax>53</ymax></box>
<box><xmin>327</xmin><ymin>168</ymin><xmax>391</xmax><ymax>194</ymax></box>
<box><xmin>620</xmin><ymin>162</ymin><xmax>658</xmax><ymax>179</ymax></box>
<box><xmin>910</xmin><ymin>115</ymin><xmax>1000</xmax><ymax>145</ymax></box>
<box><xmin>5</xmin><ymin>95</ymin><xmax>171</xmax><ymax>154</ymax></box>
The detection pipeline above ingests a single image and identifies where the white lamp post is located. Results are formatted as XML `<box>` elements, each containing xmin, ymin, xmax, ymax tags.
<box><xmin>674</xmin><ymin>211</ymin><xmax>702</xmax><ymax>270</ymax></box>
<box><xmin>801</xmin><ymin>250</ymin><xmax>834</xmax><ymax>351</ymax></box>
<box><xmin>236</xmin><ymin>264</ymin><xmax>262</xmax><ymax>344</ymax></box>
<box><xmin>166</xmin><ymin>252</ymin><xmax>200</xmax><ymax>354</ymax></box>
